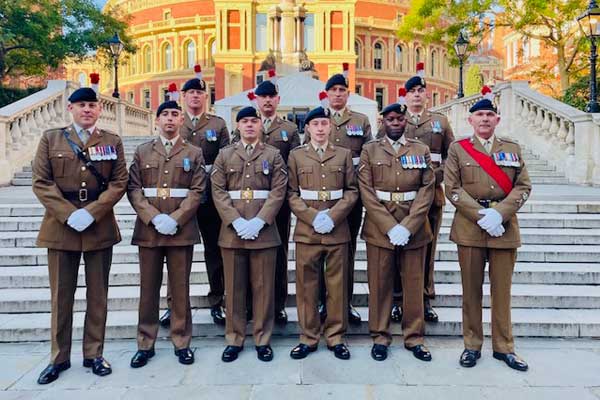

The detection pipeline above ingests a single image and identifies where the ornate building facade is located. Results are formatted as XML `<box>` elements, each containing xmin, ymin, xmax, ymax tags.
<box><xmin>67</xmin><ymin>0</ymin><xmax>459</xmax><ymax>111</ymax></box>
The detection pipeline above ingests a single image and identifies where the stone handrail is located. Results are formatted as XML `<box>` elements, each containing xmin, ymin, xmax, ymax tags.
<box><xmin>0</xmin><ymin>80</ymin><xmax>154</xmax><ymax>186</ymax></box>
<box><xmin>431</xmin><ymin>81</ymin><xmax>600</xmax><ymax>186</ymax></box>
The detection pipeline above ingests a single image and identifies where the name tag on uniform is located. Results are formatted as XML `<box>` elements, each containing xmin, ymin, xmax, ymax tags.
<box><xmin>262</xmin><ymin>160</ymin><xmax>270</xmax><ymax>175</ymax></box>
<box><xmin>431</xmin><ymin>120</ymin><xmax>442</xmax><ymax>134</ymax></box>
<box><xmin>346</xmin><ymin>125</ymin><xmax>363</xmax><ymax>136</ymax></box>
<box><xmin>281</xmin><ymin>130</ymin><xmax>289</xmax><ymax>142</ymax></box>
<box><xmin>90</xmin><ymin>145</ymin><xmax>117</xmax><ymax>161</ymax></box>
<box><xmin>400</xmin><ymin>155</ymin><xmax>427</xmax><ymax>169</ymax></box>
<box><xmin>205</xmin><ymin>129</ymin><xmax>217</xmax><ymax>142</ymax></box>
<box><xmin>492</xmin><ymin>152</ymin><xmax>520</xmax><ymax>167</ymax></box>
<box><xmin>183</xmin><ymin>158</ymin><xmax>191</xmax><ymax>172</ymax></box>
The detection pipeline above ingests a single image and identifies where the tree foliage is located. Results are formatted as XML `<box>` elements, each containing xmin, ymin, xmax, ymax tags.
<box><xmin>465</xmin><ymin>64</ymin><xmax>483</xmax><ymax>96</ymax></box>
<box><xmin>0</xmin><ymin>0</ymin><xmax>135</xmax><ymax>83</ymax></box>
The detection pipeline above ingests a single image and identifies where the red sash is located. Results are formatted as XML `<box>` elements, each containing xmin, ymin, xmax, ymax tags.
<box><xmin>458</xmin><ymin>138</ymin><xmax>513</xmax><ymax>195</ymax></box>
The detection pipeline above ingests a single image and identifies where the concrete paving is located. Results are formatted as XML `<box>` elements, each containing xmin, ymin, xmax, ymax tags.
<box><xmin>0</xmin><ymin>337</ymin><xmax>599</xmax><ymax>399</ymax></box>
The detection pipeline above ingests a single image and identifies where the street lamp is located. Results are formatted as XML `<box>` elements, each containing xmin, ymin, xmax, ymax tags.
<box><xmin>577</xmin><ymin>0</ymin><xmax>600</xmax><ymax>112</ymax></box>
<box><xmin>454</xmin><ymin>31</ymin><xmax>469</xmax><ymax>99</ymax></box>
<box><xmin>107</xmin><ymin>33</ymin><xmax>124</xmax><ymax>99</ymax></box>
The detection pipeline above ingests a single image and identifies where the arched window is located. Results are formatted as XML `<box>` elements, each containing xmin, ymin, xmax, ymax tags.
<box><xmin>355</xmin><ymin>40</ymin><xmax>362</xmax><ymax>69</ymax></box>
<box><xmin>430</xmin><ymin>50</ymin><xmax>437</xmax><ymax>76</ymax></box>
<box><xmin>207</xmin><ymin>38</ymin><xmax>216</xmax><ymax>67</ymax></box>
<box><xmin>395</xmin><ymin>44</ymin><xmax>403</xmax><ymax>72</ymax></box>
<box><xmin>162</xmin><ymin>42</ymin><xmax>173</xmax><ymax>71</ymax></box>
<box><xmin>184</xmin><ymin>40</ymin><xmax>196</xmax><ymax>69</ymax></box>
<box><xmin>143</xmin><ymin>45</ymin><xmax>152</xmax><ymax>73</ymax></box>
<box><xmin>374</xmin><ymin>42</ymin><xmax>383</xmax><ymax>70</ymax></box>
<box><xmin>415</xmin><ymin>47</ymin><xmax>422</xmax><ymax>64</ymax></box>
<box><xmin>77</xmin><ymin>72</ymin><xmax>86</xmax><ymax>87</ymax></box>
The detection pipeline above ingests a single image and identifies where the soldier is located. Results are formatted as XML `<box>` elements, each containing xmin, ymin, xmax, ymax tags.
<box><xmin>287</xmin><ymin>105</ymin><xmax>358</xmax><ymax>360</ymax></box>
<box><xmin>156</xmin><ymin>67</ymin><xmax>230</xmax><ymax>328</ymax></box>
<box><xmin>444</xmin><ymin>92</ymin><xmax>531</xmax><ymax>371</ymax></box>
<box><xmin>231</xmin><ymin>74</ymin><xmax>301</xmax><ymax>324</ymax></box>
<box><xmin>212</xmin><ymin>106</ymin><xmax>288</xmax><ymax>362</ymax></box>
<box><xmin>318</xmin><ymin>64</ymin><xmax>372</xmax><ymax>325</ymax></box>
<box><xmin>378</xmin><ymin>64</ymin><xmax>454</xmax><ymax>324</ymax></box>
<box><xmin>359</xmin><ymin>101</ymin><xmax>435</xmax><ymax>362</ymax></box>
<box><xmin>33</xmin><ymin>87</ymin><xmax>128</xmax><ymax>384</ymax></box>
<box><xmin>128</xmin><ymin>100</ymin><xmax>206</xmax><ymax>368</ymax></box>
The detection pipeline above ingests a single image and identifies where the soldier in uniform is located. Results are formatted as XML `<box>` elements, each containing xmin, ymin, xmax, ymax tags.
<box><xmin>317</xmin><ymin>67</ymin><xmax>372</xmax><ymax>325</ymax></box>
<box><xmin>155</xmin><ymin>71</ymin><xmax>230</xmax><ymax>327</ymax></box>
<box><xmin>212</xmin><ymin>106</ymin><xmax>288</xmax><ymax>362</ymax></box>
<box><xmin>231</xmin><ymin>77</ymin><xmax>300</xmax><ymax>324</ymax></box>
<box><xmin>128</xmin><ymin>100</ymin><xmax>206</xmax><ymax>368</ymax></box>
<box><xmin>359</xmin><ymin>101</ymin><xmax>435</xmax><ymax>362</ymax></box>
<box><xmin>287</xmin><ymin>106</ymin><xmax>358</xmax><ymax>360</ymax></box>
<box><xmin>33</xmin><ymin>87</ymin><xmax>128</xmax><ymax>384</ymax></box>
<box><xmin>378</xmin><ymin>66</ymin><xmax>454</xmax><ymax>324</ymax></box>
<box><xmin>444</xmin><ymin>94</ymin><xmax>531</xmax><ymax>371</ymax></box>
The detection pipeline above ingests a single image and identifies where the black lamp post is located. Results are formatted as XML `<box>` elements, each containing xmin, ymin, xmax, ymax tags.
<box><xmin>454</xmin><ymin>31</ymin><xmax>469</xmax><ymax>99</ymax></box>
<box><xmin>107</xmin><ymin>33</ymin><xmax>124</xmax><ymax>99</ymax></box>
<box><xmin>577</xmin><ymin>0</ymin><xmax>600</xmax><ymax>113</ymax></box>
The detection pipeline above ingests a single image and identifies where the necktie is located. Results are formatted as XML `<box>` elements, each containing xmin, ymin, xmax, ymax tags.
<box><xmin>484</xmin><ymin>139</ymin><xmax>493</xmax><ymax>154</ymax></box>
<box><xmin>393</xmin><ymin>141</ymin><xmax>402</xmax><ymax>153</ymax></box>
<box><xmin>79</xmin><ymin>129</ymin><xmax>90</xmax><ymax>145</ymax></box>
<box><xmin>334</xmin><ymin>112</ymin><xmax>342</xmax><ymax>124</ymax></box>
<box><xmin>263</xmin><ymin>118</ymin><xmax>271</xmax><ymax>132</ymax></box>
<box><xmin>192</xmin><ymin>117</ymin><xmax>198</xmax><ymax>127</ymax></box>
<box><xmin>316</xmin><ymin>147</ymin><xmax>324</xmax><ymax>160</ymax></box>
<box><xmin>245</xmin><ymin>144</ymin><xmax>253</xmax><ymax>156</ymax></box>
<box><xmin>412</xmin><ymin>114</ymin><xmax>420</xmax><ymax>125</ymax></box>
<box><xmin>165</xmin><ymin>140</ymin><xmax>173</xmax><ymax>155</ymax></box>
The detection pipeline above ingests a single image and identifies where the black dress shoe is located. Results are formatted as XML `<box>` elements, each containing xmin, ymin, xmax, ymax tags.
<box><xmin>405</xmin><ymin>344</ymin><xmax>432</xmax><ymax>362</ymax></box>
<box><xmin>256</xmin><ymin>345</ymin><xmax>274</xmax><ymax>362</ymax></box>
<box><xmin>424</xmin><ymin>299</ymin><xmax>439</xmax><ymax>323</ymax></box>
<box><xmin>211</xmin><ymin>305</ymin><xmax>226</xmax><ymax>326</ymax></box>
<box><xmin>290</xmin><ymin>343</ymin><xmax>317</xmax><ymax>360</ymax></box>
<box><xmin>459</xmin><ymin>349</ymin><xmax>481</xmax><ymax>368</ymax></box>
<box><xmin>174</xmin><ymin>348</ymin><xmax>195</xmax><ymax>365</ymax></box>
<box><xmin>37</xmin><ymin>360</ymin><xmax>71</xmax><ymax>385</ymax></box>
<box><xmin>327</xmin><ymin>343</ymin><xmax>351</xmax><ymax>360</ymax></box>
<box><xmin>348</xmin><ymin>305</ymin><xmax>362</xmax><ymax>325</ymax></box>
<box><xmin>318</xmin><ymin>303</ymin><xmax>327</xmax><ymax>323</ymax></box>
<box><xmin>275</xmin><ymin>309</ymin><xmax>288</xmax><ymax>325</ymax></box>
<box><xmin>159</xmin><ymin>309</ymin><xmax>171</xmax><ymax>327</ymax></box>
<box><xmin>493</xmin><ymin>351</ymin><xmax>529</xmax><ymax>371</ymax></box>
<box><xmin>371</xmin><ymin>344</ymin><xmax>388</xmax><ymax>361</ymax></box>
<box><xmin>391</xmin><ymin>305</ymin><xmax>403</xmax><ymax>323</ymax></box>
<box><xmin>83</xmin><ymin>357</ymin><xmax>112</xmax><ymax>376</ymax></box>
<box><xmin>130</xmin><ymin>349</ymin><xmax>155</xmax><ymax>368</ymax></box>
<box><xmin>222</xmin><ymin>345</ymin><xmax>243</xmax><ymax>362</ymax></box>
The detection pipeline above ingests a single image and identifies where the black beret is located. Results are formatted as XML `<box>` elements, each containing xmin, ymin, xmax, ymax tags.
<box><xmin>182</xmin><ymin>78</ymin><xmax>206</xmax><ymax>92</ymax></box>
<box><xmin>405</xmin><ymin>75</ymin><xmax>426</xmax><ymax>92</ymax></box>
<box><xmin>236</xmin><ymin>106</ymin><xmax>261</xmax><ymax>122</ymax></box>
<box><xmin>380</xmin><ymin>103</ymin><xmax>407</xmax><ymax>116</ymax></box>
<box><xmin>469</xmin><ymin>99</ymin><xmax>497</xmax><ymax>114</ymax></box>
<box><xmin>304</xmin><ymin>106</ymin><xmax>331</xmax><ymax>125</ymax></box>
<box><xmin>325</xmin><ymin>74</ymin><xmax>348</xmax><ymax>91</ymax></box>
<box><xmin>156</xmin><ymin>101</ymin><xmax>182</xmax><ymax>117</ymax></box>
<box><xmin>255</xmin><ymin>80</ymin><xmax>278</xmax><ymax>96</ymax></box>
<box><xmin>68</xmin><ymin>88</ymin><xmax>98</xmax><ymax>103</ymax></box>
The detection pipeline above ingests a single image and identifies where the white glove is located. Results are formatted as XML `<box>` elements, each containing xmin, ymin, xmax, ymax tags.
<box><xmin>232</xmin><ymin>217</ymin><xmax>249</xmax><ymax>237</ymax></box>
<box><xmin>240</xmin><ymin>217</ymin><xmax>266</xmax><ymax>240</ymax></box>
<box><xmin>313</xmin><ymin>210</ymin><xmax>334</xmax><ymax>234</ymax></box>
<box><xmin>387</xmin><ymin>224</ymin><xmax>410</xmax><ymax>247</ymax></box>
<box><xmin>477</xmin><ymin>208</ymin><xmax>503</xmax><ymax>231</ymax></box>
<box><xmin>67</xmin><ymin>209</ymin><xmax>94</xmax><ymax>232</ymax></box>
<box><xmin>486</xmin><ymin>224</ymin><xmax>505</xmax><ymax>238</ymax></box>
<box><xmin>152</xmin><ymin>214</ymin><xmax>178</xmax><ymax>235</ymax></box>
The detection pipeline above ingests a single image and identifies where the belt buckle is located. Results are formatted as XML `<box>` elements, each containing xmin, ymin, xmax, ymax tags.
<box><xmin>318</xmin><ymin>191</ymin><xmax>330</xmax><ymax>201</ymax></box>
<box><xmin>391</xmin><ymin>192</ymin><xmax>404</xmax><ymax>202</ymax></box>
<box><xmin>78</xmin><ymin>189</ymin><xmax>88</xmax><ymax>202</ymax></box>
<box><xmin>157</xmin><ymin>188</ymin><xmax>170</xmax><ymax>198</ymax></box>
<box><xmin>241</xmin><ymin>189</ymin><xmax>254</xmax><ymax>200</ymax></box>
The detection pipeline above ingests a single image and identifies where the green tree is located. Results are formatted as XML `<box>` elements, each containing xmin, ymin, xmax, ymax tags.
<box><xmin>0</xmin><ymin>0</ymin><xmax>135</xmax><ymax>84</ymax></box>
<box><xmin>465</xmin><ymin>64</ymin><xmax>483</xmax><ymax>96</ymax></box>
<box><xmin>398</xmin><ymin>0</ymin><xmax>589</xmax><ymax>94</ymax></box>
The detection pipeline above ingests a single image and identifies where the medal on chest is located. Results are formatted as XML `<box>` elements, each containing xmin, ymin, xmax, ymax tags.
<box><xmin>281</xmin><ymin>130</ymin><xmax>289</xmax><ymax>142</ymax></box>
<box><xmin>431</xmin><ymin>120</ymin><xmax>442</xmax><ymax>134</ymax></box>
<box><xmin>90</xmin><ymin>145</ymin><xmax>117</xmax><ymax>161</ymax></box>
<box><xmin>492</xmin><ymin>152</ymin><xmax>520</xmax><ymax>167</ymax></box>
<box><xmin>346</xmin><ymin>124</ymin><xmax>363</xmax><ymax>137</ymax></box>
<box><xmin>183</xmin><ymin>157</ymin><xmax>191</xmax><ymax>172</ymax></box>
<box><xmin>205</xmin><ymin>129</ymin><xmax>217</xmax><ymax>142</ymax></box>
<box><xmin>262</xmin><ymin>160</ymin><xmax>270</xmax><ymax>175</ymax></box>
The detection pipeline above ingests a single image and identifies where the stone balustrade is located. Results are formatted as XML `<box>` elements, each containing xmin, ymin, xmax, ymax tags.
<box><xmin>432</xmin><ymin>81</ymin><xmax>600</xmax><ymax>186</ymax></box>
<box><xmin>0</xmin><ymin>80</ymin><xmax>153</xmax><ymax>186</ymax></box>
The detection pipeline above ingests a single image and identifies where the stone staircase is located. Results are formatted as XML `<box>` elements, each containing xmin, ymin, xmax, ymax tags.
<box><xmin>0</xmin><ymin>135</ymin><xmax>598</xmax><ymax>342</ymax></box>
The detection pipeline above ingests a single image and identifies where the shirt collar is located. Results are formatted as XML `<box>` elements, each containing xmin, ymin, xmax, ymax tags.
<box><xmin>408</xmin><ymin>110</ymin><xmax>423</xmax><ymax>119</ymax></box>
<box><xmin>73</xmin><ymin>123</ymin><xmax>96</xmax><ymax>136</ymax></box>
<box><xmin>187</xmin><ymin>111</ymin><xmax>203</xmax><ymax>122</ymax></box>
<box><xmin>160</xmin><ymin>134</ymin><xmax>180</xmax><ymax>147</ymax></box>
<box><xmin>240</xmin><ymin>139</ymin><xmax>259</xmax><ymax>149</ymax></box>
<box><xmin>329</xmin><ymin>107</ymin><xmax>346</xmax><ymax>116</ymax></box>
<box><xmin>476</xmin><ymin>134</ymin><xmax>495</xmax><ymax>147</ymax></box>
<box><xmin>386</xmin><ymin>135</ymin><xmax>406</xmax><ymax>147</ymax></box>
<box><xmin>310</xmin><ymin>141</ymin><xmax>329</xmax><ymax>152</ymax></box>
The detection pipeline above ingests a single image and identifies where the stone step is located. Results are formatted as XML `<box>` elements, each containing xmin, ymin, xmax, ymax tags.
<box><xmin>527</xmin><ymin>170</ymin><xmax>567</xmax><ymax>178</ymax></box>
<box><xmin>1</xmin><ymin>306</ymin><xmax>599</xmax><ymax>343</ymax></box>
<box><xmin>0</xmin><ymin>261</ymin><xmax>597</xmax><ymax>289</ymax></box>
<box><xmin>530</xmin><ymin>177</ymin><xmax>570</xmax><ymax>185</ymax></box>
<box><xmin>0</xmin><ymin>243</ymin><xmax>599</xmax><ymax>266</ymax></box>
<box><xmin>1</xmin><ymin>282</ymin><xmax>599</xmax><ymax>314</ymax></box>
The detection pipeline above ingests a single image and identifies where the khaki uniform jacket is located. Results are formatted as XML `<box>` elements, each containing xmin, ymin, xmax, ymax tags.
<box><xmin>287</xmin><ymin>143</ymin><xmax>359</xmax><ymax>245</ymax></box>
<box><xmin>325</xmin><ymin>108</ymin><xmax>373</xmax><ymax>163</ymax></box>
<box><xmin>444</xmin><ymin>135</ymin><xmax>532</xmax><ymax>249</ymax></box>
<box><xmin>211</xmin><ymin>142</ymin><xmax>288</xmax><ymax>249</ymax></box>
<box><xmin>32</xmin><ymin>125</ymin><xmax>128</xmax><ymax>252</ymax></box>
<box><xmin>180</xmin><ymin>112</ymin><xmax>230</xmax><ymax>166</ymax></box>
<box><xmin>358</xmin><ymin>137</ymin><xmax>435</xmax><ymax>250</ymax></box>
<box><xmin>127</xmin><ymin>137</ymin><xmax>207</xmax><ymax>247</ymax></box>
<box><xmin>232</xmin><ymin>116</ymin><xmax>301</xmax><ymax>163</ymax></box>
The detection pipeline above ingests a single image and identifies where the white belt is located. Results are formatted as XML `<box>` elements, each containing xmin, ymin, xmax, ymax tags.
<box><xmin>204</xmin><ymin>164</ymin><xmax>213</xmax><ymax>173</ymax></box>
<box><xmin>352</xmin><ymin>157</ymin><xmax>360</xmax><ymax>166</ymax></box>
<box><xmin>430</xmin><ymin>153</ymin><xmax>442</xmax><ymax>163</ymax></box>
<box><xmin>376</xmin><ymin>190</ymin><xmax>417</xmax><ymax>202</ymax></box>
<box><xmin>228</xmin><ymin>190</ymin><xmax>270</xmax><ymax>200</ymax></box>
<box><xmin>300</xmin><ymin>188</ymin><xmax>343</xmax><ymax>201</ymax></box>
<box><xmin>143</xmin><ymin>188</ymin><xmax>189</xmax><ymax>198</ymax></box>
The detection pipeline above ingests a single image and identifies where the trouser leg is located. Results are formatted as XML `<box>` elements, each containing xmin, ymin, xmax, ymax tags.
<box><xmin>457</xmin><ymin>245</ymin><xmax>487</xmax><ymax>351</ymax></box>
